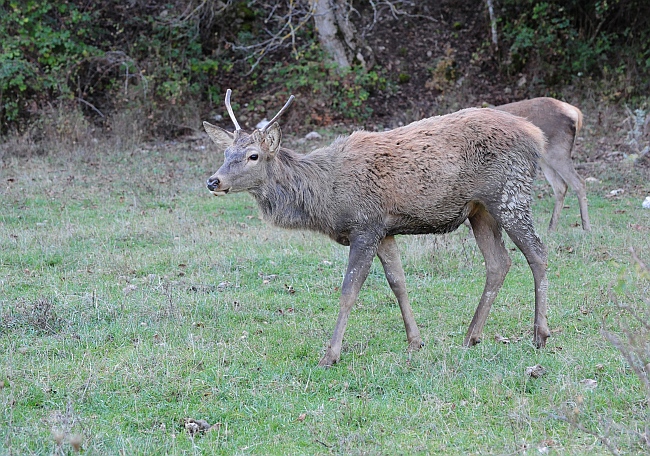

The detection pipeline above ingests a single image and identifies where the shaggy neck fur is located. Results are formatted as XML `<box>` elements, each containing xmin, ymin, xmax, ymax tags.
<box><xmin>249</xmin><ymin>141</ymin><xmax>343</xmax><ymax>237</ymax></box>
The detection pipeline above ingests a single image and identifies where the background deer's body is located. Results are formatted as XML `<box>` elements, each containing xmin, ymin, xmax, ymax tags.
<box><xmin>495</xmin><ymin>97</ymin><xmax>590</xmax><ymax>231</ymax></box>
<box><xmin>205</xmin><ymin>101</ymin><xmax>551</xmax><ymax>367</ymax></box>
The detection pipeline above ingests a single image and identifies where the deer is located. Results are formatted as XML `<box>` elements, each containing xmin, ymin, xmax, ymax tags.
<box><xmin>203</xmin><ymin>89</ymin><xmax>551</xmax><ymax>367</ymax></box>
<box><xmin>494</xmin><ymin>97</ymin><xmax>590</xmax><ymax>231</ymax></box>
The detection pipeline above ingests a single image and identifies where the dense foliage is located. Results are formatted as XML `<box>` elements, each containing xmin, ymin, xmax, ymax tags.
<box><xmin>499</xmin><ymin>0</ymin><xmax>650</xmax><ymax>94</ymax></box>
<box><xmin>1</xmin><ymin>0</ymin><xmax>648</xmax><ymax>136</ymax></box>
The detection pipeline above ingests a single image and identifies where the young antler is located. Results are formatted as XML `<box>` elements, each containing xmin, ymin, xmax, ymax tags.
<box><xmin>261</xmin><ymin>95</ymin><xmax>295</xmax><ymax>132</ymax></box>
<box><xmin>225</xmin><ymin>89</ymin><xmax>241</xmax><ymax>131</ymax></box>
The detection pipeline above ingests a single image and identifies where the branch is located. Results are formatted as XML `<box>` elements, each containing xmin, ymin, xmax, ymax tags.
<box><xmin>364</xmin><ymin>1</ymin><xmax>437</xmax><ymax>34</ymax></box>
<box><xmin>486</xmin><ymin>0</ymin><xmax>498</xmax><ymax>49</ymax></box>
<box><xmin>76</xmin><ymin>97</ymin><xmax>104</xmax><ymax>118</ymax></box>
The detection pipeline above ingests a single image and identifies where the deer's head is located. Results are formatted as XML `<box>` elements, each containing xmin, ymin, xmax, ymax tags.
<box><xmin>204</xmin><ymin>90</ymin><xmax>294</xmax><ymax>195</ymax></box>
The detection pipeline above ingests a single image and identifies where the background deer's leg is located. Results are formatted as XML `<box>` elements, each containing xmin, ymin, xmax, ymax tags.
<box><xmin>539</xmin><ymin>160</ymin><xmax>568</xmax><ymax>232</ymax></box>
<box><xmin>464</xmin><ymin>207</ymin><xmax>512</xmax><ymax>346</ymax></box>
<box><xmin>552</xmin><ymin>155</ymin><xmax>591</xmax><ymax>231</ymax></box>
<box><xmin>319</xmin><ymin>236</ymin><xmax>378</xmax><ymax>367</ymax></box>
<box><xmin>377</xmin><ymin>236</ymin><xmax>424</xmax><ymax>351</ymax></box>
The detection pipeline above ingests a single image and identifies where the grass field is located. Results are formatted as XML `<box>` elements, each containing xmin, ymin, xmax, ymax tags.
<box><xmin>1</xmin><ymin>136</ymin><xmax>649</xmax><ymax>455</ymax></box>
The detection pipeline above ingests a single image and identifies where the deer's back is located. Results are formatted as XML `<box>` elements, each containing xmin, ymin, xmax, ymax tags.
<box><xmin>497</xmin><ymin>98</ymin><xmax>582</xmax><ymax>149</ymax></box>
<box><xmin>330</xmin><ymin>108</ymin><xmax>544</xmax><ymax>236</ymax></box>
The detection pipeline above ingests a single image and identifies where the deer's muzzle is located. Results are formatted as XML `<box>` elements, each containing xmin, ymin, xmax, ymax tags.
<box><xmin>206</xmin><ymin>176</ymin><xmax>229</xmax><ymax>195</ymax></box>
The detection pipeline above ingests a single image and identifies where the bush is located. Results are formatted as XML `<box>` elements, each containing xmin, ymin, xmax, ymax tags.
<box><xmin>499</xmin><ymin>0</ymin><xmax>650</xmax><ymax>95</ymax></box>
<box><xmin>0</xmin><ymin>1</ymin><xmax>101</xmax><ymax>129</ymax></box>
<box><xmin>262</xmin><ymin>44</ymin><xmax>388</xmax><ymax>125</ymax></box>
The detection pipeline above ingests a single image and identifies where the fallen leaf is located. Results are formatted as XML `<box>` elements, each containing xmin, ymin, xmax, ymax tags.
<box><xmin>284</xmin><ymin>284</ymin><xmax>295</xmax><ymax>294</ymax></box>
<box><xmin>123</xmin><ymin>284</ymin><xmax>138</xmax><ymax>295</ymax></box>
<box><xmin>217</xmin><ymin>281</ymin><xmax>231</xmax><ymax>291</ymax></box>
<box><xmin>184</xmin><ymin>418</ymin><xmax>211</xmax><ymax>436</ymax></box>
<box><xmin>525</xmin><ymin>364</ymin><xmax>546</xmax><ymax>378</ymax></box>
<box><xmin>259</xmin><ymin>273</ymin><xmax>277</xmax><ymax>282</ymax></box>
<box><xmin>579</xmin><ymin>378</ymin><xmax>598</xmax><ymax>389</ymax></box>
<box><xmin>629</xmin><ymin>223</ymin><xmax>649</xmax><ymax>231</ymax></box>
<box><xmin>297</xmin><ymin>413</ymin><xmax>307</xmax><ymax>422</ymax></box>
<box><xmin>494</xmin><ymin>333</ymin><xmax>510</xmax><ymax>344</ymax></box>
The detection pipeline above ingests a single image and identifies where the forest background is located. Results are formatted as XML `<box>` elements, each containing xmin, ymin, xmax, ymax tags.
<box><xmin>1</xmin><ymin>0</ymin><xmax>649</xmax><ymax>150</ymax></box>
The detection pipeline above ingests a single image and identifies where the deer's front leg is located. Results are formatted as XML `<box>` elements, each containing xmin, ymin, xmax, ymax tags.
<box><xmin>319</xmin><ymin>237</ymin><xmax>378</xmax><ymax>367</ymax></box>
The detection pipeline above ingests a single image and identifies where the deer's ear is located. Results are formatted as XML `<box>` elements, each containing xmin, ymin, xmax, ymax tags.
<box><xmin>262</xmin><ymin>122</ymin><xmax>282</xmax><ymax>155</ymax></box>
<box><xmin>203</xmin><ymin>121</ymin><xmax>234</xmax><ymax>151</ymax></box>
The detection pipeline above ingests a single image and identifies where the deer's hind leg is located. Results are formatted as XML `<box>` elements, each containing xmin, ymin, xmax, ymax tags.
<box><xmin>495</xmin><ymin>204</ymin><xmax>551</xmax><ymax>348</ymax></box>
<box><xmin>548</xmin><ymin>153</ymin><xmax>591</xmax><ymax>231</ymax></box>
<box><xmin>539</xmin><ymin>160</ymin><xmax>569</xmax><ymax>232</ymax></box>
<box><xmin>377</xmin><ymin>236</ymin><xmax>424</xmax><ymax>351</ymax></box>
<box><xmin>464</xmin><ymin>205</ymin><xmax>512</xmax><ymax>347</ymax></box>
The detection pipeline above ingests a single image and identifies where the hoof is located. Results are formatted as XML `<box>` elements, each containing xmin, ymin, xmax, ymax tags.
<box><xmin>407</xmin><ymin>337</ymin><xmax>425</xmax><ymax>352</ymax></box>
<box><xmin>534</xmin><ymin>326</ymin><xmax>551</xmax><ymax>348</ymax></box>
<box><xmin>318</xmin><ymin>348</ymin><xmax>340</xmax><ymax>368</ymax></box>
<box><xmin>463</xmin><ymin>335</ymin><xmax>481</xmax><ymax>347</ymax></box>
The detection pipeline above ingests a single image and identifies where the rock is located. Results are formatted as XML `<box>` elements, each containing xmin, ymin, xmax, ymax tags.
<box><xmin>305</xmin><ymin>131</ymin><xmax>322</xmax><ymax>141</ymax></box>
<box><xmin>642</xmin><ymin>196</ymin><xmax>650</xmax><ymax>208</ymax></box>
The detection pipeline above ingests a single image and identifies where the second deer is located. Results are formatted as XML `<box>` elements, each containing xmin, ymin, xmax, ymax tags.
<box><xmin>495</xmin><ymin>97</ymin><xmax>590</xmax><ymax>231</ymax></box>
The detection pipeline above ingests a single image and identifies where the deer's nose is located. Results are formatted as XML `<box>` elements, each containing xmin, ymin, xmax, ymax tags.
<box><xmin>206</xmin><ymin>177</ymin><xmax>220</xmax><ymax>191</ymax></box>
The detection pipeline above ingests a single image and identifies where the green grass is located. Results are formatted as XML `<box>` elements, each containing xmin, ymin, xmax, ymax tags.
<box><xmin>1</xmin><ymin>140</ymin><xmax>649</xmax><ymax>455</ymax></box>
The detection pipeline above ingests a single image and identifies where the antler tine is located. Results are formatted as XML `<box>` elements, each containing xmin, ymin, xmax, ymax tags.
<box><xmin>261</xmin><ymin>95</ymin><xmax>295</xmax><ymax>132</ymax></box>
<box><xmin>225</xmin><ymin>89</ymin><xmax>241</xmax><ymax>131</ymax></box>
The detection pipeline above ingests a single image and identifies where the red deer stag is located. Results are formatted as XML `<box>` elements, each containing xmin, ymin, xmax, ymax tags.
<box><xmin>495</xmin><ymin>97</ymin><xmax>590</xmax><ymax>231</ymax></box>
<box><xmin>204</xmin><ymin>90</ymin><xmax>551</xmax><ymax>367</ymax></box>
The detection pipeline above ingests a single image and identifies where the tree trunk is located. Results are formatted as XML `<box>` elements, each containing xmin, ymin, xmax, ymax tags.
<box><xmin>312</xmin><ymin>0</ymin><xmax>350</xmax><ymax>70</ymax></box>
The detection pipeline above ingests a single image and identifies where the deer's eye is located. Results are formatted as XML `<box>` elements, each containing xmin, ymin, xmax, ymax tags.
<box><xmin>248</xmin><ymin>154</ymin><xmax>259</xmax><ymax>161</ymax></box>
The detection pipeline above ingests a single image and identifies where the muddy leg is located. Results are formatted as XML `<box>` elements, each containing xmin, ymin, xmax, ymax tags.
<box><xmin>499</xmin><ymin>214</ymin><xmax>551</xmax><ymax>348</ymax></box>
<box><xmin>464</xmin><ymin>207</ymin><xmax>512</xmax><ymax>346</ymax></box>
<box><xmin>319</xmin><ymin>237</ymin><xmax>378</xmax><ymax>367</ymax></box>
<box><xmin>377</xmin><ymin>236</ymin><xmax>424</xmax><ymax>351</ymax></box>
